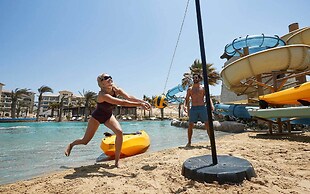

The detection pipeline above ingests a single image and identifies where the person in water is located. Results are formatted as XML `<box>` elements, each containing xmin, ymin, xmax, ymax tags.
<box><xmin>184</xmin><ymin>73</ymin><xmax>214</xmax><ymax>147</ymax></box>
<box><xmin>65</xmin><ymin>73</ymin><xmax>151</xmax><ymax>167</ymax></box>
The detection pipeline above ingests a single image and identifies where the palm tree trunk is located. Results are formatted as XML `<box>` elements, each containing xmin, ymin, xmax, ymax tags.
<box><xmin>77</xmin><ymin>106</ymin><xmax>80</xmax><ymax>117</ymax></box>
<box><xmin>58</xmin><ymin>108</ymin><xmax>63</xmax><ymax>122</ymax></box>
<box><xmin>36</xmin><ymin>103</ymin><xmax>41</xmax><ymax>121</ymax></box>
<box><xmin>51</xmin><ymin>108</ymin><xmax>54</xmax><ymax>117</ymax></box>
<box><xmin>58</xmin><ymin>101</ymin><xmax>63</xmax><ymax>122</ymax></box>
<box><xmin>36</xmin><ymin>96</ymin><xmax>42</xmax><ymax>121</ymax></box>
<box><xmin>11</xmin><ymin>101</ymin><xmax>16</xmax><ymax>118</ymax></box>
<box><xmin>17</xmin><ymin>106</ymin><xmax>21</xmax><ymax>118</ymax></box>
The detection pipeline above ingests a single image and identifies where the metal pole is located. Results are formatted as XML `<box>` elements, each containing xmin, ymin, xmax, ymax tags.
<box><xmin>194</xmin><ymin>0</ymin><xmax>217</xmax><ymax>164</ymax></box>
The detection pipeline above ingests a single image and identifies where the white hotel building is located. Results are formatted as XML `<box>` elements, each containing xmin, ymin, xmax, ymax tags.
<box><xmin>0</xmin><ymin>83</ymin><xmax>84</xmax><ymax>118</ymax></box>
<box><xmin>0</xmin><ymin>83</ymin><xmax>35</xmax><ymax>117</ymax></box>
<box><xmin>40</xmin><ymin>90</ymin><xmax>84</xmax><ymax>116</ymax></box>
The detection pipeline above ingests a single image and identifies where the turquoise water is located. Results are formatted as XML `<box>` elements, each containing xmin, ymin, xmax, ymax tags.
<box><xmin>0</xmin><ymin>120</ymin><xmax>229</xmax><ymax>185</ymax></box>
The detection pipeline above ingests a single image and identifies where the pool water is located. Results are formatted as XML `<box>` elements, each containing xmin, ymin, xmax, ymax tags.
<box><xmin>0</xmin><ymin>120</ymin><xmax>229</xmax><ymax>185</ymax></box>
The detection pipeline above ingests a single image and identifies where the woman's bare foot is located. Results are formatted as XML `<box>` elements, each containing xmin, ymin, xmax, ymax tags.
<box><xmin>65</xmin><ymin>144</ymin><xmax>72</xmax><ymax>156</ymax></box>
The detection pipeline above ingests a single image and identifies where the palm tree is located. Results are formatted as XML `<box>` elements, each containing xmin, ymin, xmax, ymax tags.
<box><xmin>10</xmin><ymin>88</ymin><xmax>31</xmax><ymax>118</ymax></box>
<box><xmin>187</xmin><ymin>59</ymin><xmax>220</xmax><ymax>86</ymax></box>
<box><xmin>181</xmin><ymin>73</ymin><xmax>193</xmax><ymax>90</ymax></box>
<box><xmin>48</xmin><ymin>102</ymin><xmax>59</xmax><ymax>118</ymax></box>
<box><xmin>36</xmin><ymin>86</ymin><xmax>53</xmax><ymax>121</ymax></box>
<box><xmin>75</xmin><ymin>98</ymin><xmax>84</xmax><ymax>117</ymax></box>
<box><xmin>16</xmin><ymin>97</ymin><xmax>32</xmax><ymax>118</ymax></box>
<box><xmin>16</xmin><ymin>100</ymin><xmax>22</xmax><ymax>118</ymax></box>
<box><xmin>79</xmin><ymin>90</ymin><xmax>97</xmax><ymax>122</ymax></box>
<box><xmin>58</xmin><ymin>95</ymin><xmax>66</xmax><ymax>122</ymax></box>
<box><xmin>88</xmin><ymin>98</ymin><xmax>97</xmax><ymax>116</ymax></box>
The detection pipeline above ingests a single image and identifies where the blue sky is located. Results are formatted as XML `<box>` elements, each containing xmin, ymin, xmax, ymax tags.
<box><xmin>0</xmin><ymin>0</ymin><xmax>309</xmax><ymax>99</ymax></box>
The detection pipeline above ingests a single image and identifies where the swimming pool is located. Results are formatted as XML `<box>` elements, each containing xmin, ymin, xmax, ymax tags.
<box><xmin>0</xmin><ymin>120</ymin><xmax>229</xmax><ymax>185</ymax></box>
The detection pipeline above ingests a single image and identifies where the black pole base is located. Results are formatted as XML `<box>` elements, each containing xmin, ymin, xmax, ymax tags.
<box><xmin>182</xmin><ymin>155</ymin><xmax>256</xmax><ymax>184</ymax></box>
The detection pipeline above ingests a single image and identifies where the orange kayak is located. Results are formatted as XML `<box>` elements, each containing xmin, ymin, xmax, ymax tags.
<box><xmin>259</xmin><ymin>82</ymin><xmax>310</xmax><ymax>105</ymax></box>
<box><xmin>100</xmin><ymin>130</ymin><xmax>150</xmax><ymax>157</ymax></box>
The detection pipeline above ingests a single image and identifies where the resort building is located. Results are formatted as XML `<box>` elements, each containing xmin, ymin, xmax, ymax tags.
<box><xmin>0</xmin><ymin>84</ymin><xmax>145</xmax><ymax>120</ymax></box>
<box><xmin>0</xmin><ymin>82</ymin><xmax>4</xmax><ymax>103</ymax></box>
<box><xmin>40</xmin><ymin>90</ymin><xmax>84</xmax><ymax>116</ymax></box>
<box><xmin>0</xmin><ymin>88</ymin><xmax>35</xmax><ymax>118</ymax></box>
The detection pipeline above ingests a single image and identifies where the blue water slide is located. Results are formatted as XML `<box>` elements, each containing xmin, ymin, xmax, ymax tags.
<box><xmin>166</xmin><ymin>84</ymin><xmax>188</xmax><ymax>103</ymax></box>
<box><xmin>220</xmin><ymin>34</ymin><xmax>286</xmax><ymax>59</ymax></box>
<box><xmin>214</xmin><ymin>103</ymin><xmax>310</xmax><ymax>124</ymax></box>
<box><xmin>214</xmin><ymin>103</ymin><xmax>258</xmax><ymax>119</ymax></box>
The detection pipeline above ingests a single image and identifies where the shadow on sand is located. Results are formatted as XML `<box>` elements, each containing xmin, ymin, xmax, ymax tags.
<box><xmin>63</xmin><ymin>163</ymin><xmax>137</xmax><ymax>180</ymax></box>
<box><xmin>249</xmin><ymin>132</ymin><xmax>310</xmax><ymax>143</ymax></box>
<box><xmin>63</xmin><ymin>153</ymin><xmax>138</xmax><ymax>180</ymax></box>
<box><xmin>178</xmin><ymin>145</ymin><xmax>211</xmax><ymax>150</ymax></box>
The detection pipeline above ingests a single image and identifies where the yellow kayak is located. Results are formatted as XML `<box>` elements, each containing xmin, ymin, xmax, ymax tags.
<box><xmin>100</xmin><ymin>130</ymin><xmax>150</xmax><ymax>157</ymax></box>
<box><xmin>259</xmin><ymin>82</ymin><xmax>310</xmax><ymax>105</ymax></box>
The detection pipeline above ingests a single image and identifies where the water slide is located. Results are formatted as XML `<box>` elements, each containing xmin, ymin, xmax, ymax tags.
<box><xmin>220</xmin><ymin>27</ymin><xmax>310</xmax><ymax>95</ymax></box>
<box><xmin>217</xmin><ymin>28</ymin><xmax>310</xmax><ymax>122</ymax></box>
<box><xmin>166</xmin><ymin>84</ymin><xmax>189</xmax><ymax>103</ymax></box>
<box><xmin>287</xmin><ymin>27</ymin><xmax>310</xmax><ymax>45</ymax></box>
<box><xmin>220</xmin><ymin>44</ymin><xmax>310</xmax><ymax>94</ymax></box>
<box><xmin>281</xmin><ymin>27</ymin><xmax>310</xmax><ymax>43</ymax></box>
<box><xmin>214</xmin><ymin>104</ymin><xmax>258</xmax><ymax>119</ymax></box>
<box><xmin>220</xmin><ymin>34</ymin><xmax>285</xmax><ymax>59</ymax></box>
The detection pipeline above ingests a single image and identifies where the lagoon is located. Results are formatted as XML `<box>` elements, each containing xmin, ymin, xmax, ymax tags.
<box><xmin>0</xmin><ymin>120</ymin><xmax>229</xmax><ymax>185</ymax></box>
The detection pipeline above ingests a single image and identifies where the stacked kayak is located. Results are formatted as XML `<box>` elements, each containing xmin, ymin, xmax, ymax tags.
<box><xmin>247</xmin><ymin>106</ymin><xmax>310</xmax><ymax>119</ymax></box>
<box><xmin>101</xmin><ymin>130</ymin><xmax>150</xmax><ymax>157</ymax></box>
<box><xmin>259</xmin><ymin>82</ymin><xmax>310</xmax><ymax>105</ymax></box>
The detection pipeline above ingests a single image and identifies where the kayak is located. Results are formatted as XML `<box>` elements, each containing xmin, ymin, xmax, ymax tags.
<box><xmin>100</xmin><ymin>130</ymin><xmax>150</xmax><ymax>157</ymax></box>
<box><xmin>247</xmin><ymin>106</ymin><xmax>310</xmax><ymax>119</ymax></box>
<box><xmin>259</xmin><ymin>82</ymin><xmax>310</xmax><ymax>105</ymax></box>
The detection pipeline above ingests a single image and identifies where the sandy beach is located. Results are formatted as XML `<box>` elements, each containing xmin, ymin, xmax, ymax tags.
<box><xmin>1</xmin><ymin>131</ymin><xmax>309</xmax><ymax>194</ymax></box>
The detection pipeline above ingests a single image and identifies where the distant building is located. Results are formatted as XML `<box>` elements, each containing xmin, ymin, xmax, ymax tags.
<box><xmin>41</xmin><ymin>93</ymin><xmax>59</xmax><ymax>112</ymax></box>
<box><xmin>0</xmin><ymin>85</ymin><xmax>140</xmax><ymax>120</ymax></box>
<box><xmin>41</xmin><ymin>90</ymin><xmax>84</xmax><ymax>116</ymax></box>
<box><xmin>0</xmin><ymin>82</ymin><xmax>4</xmax><ymax>103</ymax></box>
<box><xmin>0</xmin><ymin>88</ymin><xmax>35</xmax><ymax>118</ymax></box>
